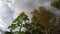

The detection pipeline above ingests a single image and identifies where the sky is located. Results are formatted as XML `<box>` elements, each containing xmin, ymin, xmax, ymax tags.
<box><xmin>0</xmin><ymin>0</ymin><xmax>60</xmax><ymax>34</ymax></box>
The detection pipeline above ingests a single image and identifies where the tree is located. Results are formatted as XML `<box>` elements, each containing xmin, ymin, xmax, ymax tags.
<box><xmin>7</xmin><ymin>7</ymin><xmax>60</xmax><ymax>34</ymax></box>
<box><xmin>31</xmin><ymin>6</ymin><xmax>57</xmax><ymax>34</ymax></box>
<box><xmin>51</xmin><ymin>0</ymin><xmax>60</xmax><ymax>34</ymax></box>
<box><xmin>51</xmin><ymin>0</ymin><xmax>60</xmax><ymax>9</ymax></box>
<box><xmin>6</xmin><ymin>0</ymin><xmax>60</xmax><ymax>34</ymax></box>
<box><xmin>8</xmin><ymin>12</ymin><xmax>29</xmax><ymax>34</ymax></box>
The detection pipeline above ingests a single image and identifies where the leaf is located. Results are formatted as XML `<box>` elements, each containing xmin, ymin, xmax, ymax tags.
<box><xmin>23</xmin><ymin>23</ymin><xmax>31</xmax><ymax>28</ymax></box>
<box><xmin>12</xmin><ymin>18</ymin><xmax>18</xmax><ymax>23</ymax></box>
<box><xmin>19</xmin><ymin>14</ymin><xmax>29</xmax><ymax>21</ymax></box>
<box><xmin>17</xmin><ymin>20</ymin><xmax>22</xmax><ymax>26</ymax></box>
<box><xmin>10</xmin><ymin>24</ymin><xmax>17</xmax><ymax>30</ymax></box>
<box><xmin>18</xmin><ymin>31</ymin><xmax>24</xmax><ymax>34</ymax></box>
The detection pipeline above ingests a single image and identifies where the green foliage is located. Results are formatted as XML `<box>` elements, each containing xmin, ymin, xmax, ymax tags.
<box><xmin>51</xmin><ymin>0</ymin><xmax>60</xmax><ymax>9</ymax></box>
<box><xmin>32</xmin><ymin>7</ymin><xmax>56</xmax><ymax>31</ymax></box>
<box><xmin>12</xmin><ymin>12</ymin><xmax>29</xmax><ymax>23</ymax></box>
<box><xmin>8</xmin><ymin>11</ymin><xmax>47</xmax><ymax>34</ymax></box>
<box><xmin>10</xmin><ymin>24</ymin><xmax>17</xmax><ymax>30</ymax></box>
<box><xmin>18</xmin><ymin>31</ymin><xmax>24</xmax><ymax>34</ymax></box>
<box><xmin>22</xmin><ymin>16</ymin><xmax>46</xmax><ymax>34</ymax></box>
<box><xmin>7</xmin><ymin>7</ymin><xmax>58</xmax><ymax>34</ymax></box>
<box><xmin>8</xmin><ymin>12</ymin><xmax>29</xmax><ymax>34</ymax></box>
<box><xmin>5</xmin><ymin>31</ymin><xmax>14</xmax><ymax>34</ymax></box>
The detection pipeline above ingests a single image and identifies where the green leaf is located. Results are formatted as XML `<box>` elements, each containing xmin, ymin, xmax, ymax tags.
<box><xmin>21</xmin><ymin>15</ymin><xmax>29</xmax><ymax>21</ymax></box>
<box><xmin>10</xmin><ymin>24</ymin><xmax>17</xmax><ymax>30</ymax></box>
<box><xmin>18</xmin><ymin>31</ymin><xmax>24</xmax><ymax>34</ymax></box>
<box><xmin>17</xmin><ymin>20</ymin><xmax>22</xmax><ymax>26</ymax></box>
<box><xmin>13</xmin><ymin>18</ymin><xmax>18</xmax><ymax>23</ymax></box>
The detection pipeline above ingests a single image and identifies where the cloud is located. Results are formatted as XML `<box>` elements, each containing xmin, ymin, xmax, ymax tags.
<box><xmin>0</xmin><ymin>0</ymin><xmax>14</xmax><ymax>31</ymax></box>
<box><xmin>9</xmin><ymin>0</ymin><xmax>56</xmax><ymax>18</ymax></box>
<box><xmin>0</xmin><ymin>19</ymin><xmax>7</xmax><ymax>31</ymax></box>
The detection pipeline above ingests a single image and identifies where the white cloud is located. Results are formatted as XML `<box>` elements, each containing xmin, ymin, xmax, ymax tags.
<box><xmin>8</xmin><ymin>0</ymin><xmax>55</xmax><ymax>18</ymax></box>
<box><xmin>0</xmin><ymin>0</ymin><xmax>13</xmax><ymax>31</ymax></box>
<box><xmin>0</xmin><ymin>19</ymin><xmax>7</xmax><ymax>31</ymax></box>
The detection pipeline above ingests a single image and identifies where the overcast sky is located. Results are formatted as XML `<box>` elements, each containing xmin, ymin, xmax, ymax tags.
<box><xmin>0</xmin><ymin>0</ymin><xmax>60</xmax><ymax>34</ymax></box>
